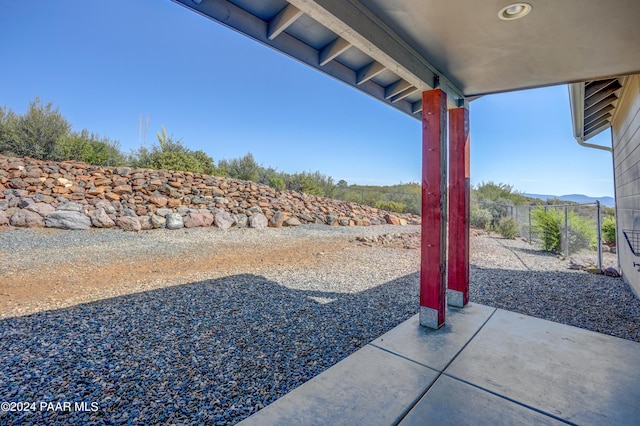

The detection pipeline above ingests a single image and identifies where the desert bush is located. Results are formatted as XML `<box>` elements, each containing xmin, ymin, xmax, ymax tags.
<box><xmin>602</xmin><ymin>216</ymin><xmax>616</xmax><ymax>244</ymax></box>
<box><xmin>568</xmin><ymin>211</ymin><xmax>596</xmax><ymax>253</ymax></box>
<box><xmin>372</xmin><ymin>200</ymin><xmax>405</xmax><ymax>213</ymax></box>
<box><xmin>498</xmin><ymin>217</ymin><xmax>520</xmax><ymax>239</ymax></box>
<box><xmin>130</xmin><ymin>127</ymin><xmax>216</xmax><ymax>174</ymax></box>
<box><xmin>56</xmin><ymin>130</ymin><xmax>125</xmax><ymax>166</ymax></box>
<box><xmin>532</xmin><ymin>207</ymin><xmax>562</xmax><ymax>252</ymax></box>
<box><xmin>268</xmin><ymin>177</ymin><xmax>286</xmax><ymax>191</ymax></box>
<box><xmin>470</xmin><ymin>205</ymin><xmax>492</xmax><ymax>229</ymax></box>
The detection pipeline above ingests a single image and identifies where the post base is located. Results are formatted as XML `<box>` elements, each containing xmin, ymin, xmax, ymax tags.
<box><xmin>419</xmin><ymin>306</ymin><xmax>444</xmax><ymax>329</ymax></box>
<box><xmin>447</xmin><ymin>289</ymin><xmax>467</xmax><ymax>308</ymax></box>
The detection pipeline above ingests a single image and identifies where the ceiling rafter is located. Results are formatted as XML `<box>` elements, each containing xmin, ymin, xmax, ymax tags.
<box><xmin>385</xmin><ymin>79</ymin><xmax>413</xmax><ymax>99</ymax></box>
<box><xmin>286</xmin><ymin>0</ymin><xmax>463</xmax><ymax>107</ymax></box>
<box><xmin>319</xmin><ymin>37</ymin><xmax>351</xmax><ymax>66</ymax></box>
<box><xmin>356</xmin><ymin>61</ymin><xmax>386</xmax><ymax>85</ymax></box>
<box><xmin>390</xmin><ymin>87</ymin><xmax>419</xmax><ymax>103</ymax></box>
<box><xmin>267</xmin><ymin>4</ymin><xmax>304</xmax><ymax>40</ymax></box>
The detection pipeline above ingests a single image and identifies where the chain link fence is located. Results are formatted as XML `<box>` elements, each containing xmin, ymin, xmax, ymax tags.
<box><xmin>476</xmin><ymin>200</ymin><xmax>615</xmax><ymax>270</ymax></box>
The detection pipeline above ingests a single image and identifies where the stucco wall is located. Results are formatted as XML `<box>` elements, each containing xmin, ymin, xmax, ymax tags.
<box><xmin>611</xmin><ymin>74</ymin><xmax>640</xmax><ymax>297</ymax></box>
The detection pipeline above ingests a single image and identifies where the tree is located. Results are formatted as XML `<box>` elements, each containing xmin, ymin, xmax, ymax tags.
<box><xmin>1</xmin><ymin>98</ymin><xmax>71</xmax><ymax>160</ymax></box>
<box><xmin>0</xmin><ymin>106</ymin><xmax>19</xmax><ymax>157</ymax></box>
<box><xmin>218</xmin><ymin>152</ymin><xmax>261</xmax><ymax>182</ymax></box>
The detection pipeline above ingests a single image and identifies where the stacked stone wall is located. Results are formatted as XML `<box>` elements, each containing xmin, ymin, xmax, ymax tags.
<box><xmin>0</xmin><ymin>155</ymin><xmax>419</xmax><ymax>231</ymax></box>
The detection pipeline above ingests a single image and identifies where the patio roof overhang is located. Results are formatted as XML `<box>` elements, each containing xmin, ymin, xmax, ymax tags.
<box><xmin>172</xmin><ymin>0</ymin><xmax>640</xmax><ymax>120</ymax></box>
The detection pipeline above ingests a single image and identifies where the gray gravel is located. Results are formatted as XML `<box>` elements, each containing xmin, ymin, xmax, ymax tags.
<box><xmin>0</xmin><ymin>225</ymin><xmax>420</xmax><ymax>425</ymax></box>
<box><xmin>470</xmin><ymin>233</ymin><xmax>640</xmax><ymax>342</ymax></box>
<box><xmin>1</xmin><ymin>226</ymin><xmax>639</xmax><ymax>425</ymax></box>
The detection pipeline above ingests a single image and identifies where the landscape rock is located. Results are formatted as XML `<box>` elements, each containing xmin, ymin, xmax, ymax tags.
<box><xmin>116</xmin><ymin>216</ymin><xmax>141</xmax><ymax>232</ymax></box>
<box><xmin>150</xmin><ymin>214</ymin><xmax>167</xmax><ymax>229</ymax></box>
<box><xmin>149</xmin><ymin>196</ymin><xmax>168</xmax><ymax>207</ymax></box>
<box><xmin>94</xmin><ymin>200</ymin><xmax>116</xmax><ymax>215</ymax></box>
<box><xmin>89</xmin><ymin>208</ymin><xmax>116</xmax><ymax>228</ymax></box>
<box><xmin>9</xmin><ymin>209</ymin><xmax>44</xmax><ymax>228</ymax></box>
<box><xmin>57</xmin><ymin>202</ymin><xmax>83</xmax><ymax>212</ymax></box>
<box><xmin>235</xmin><ymin>213</ymin><xmax>248</xmax><ymax>228</ymax></box>
<box><xmin>184</xmin><ymin>212</ymin><xmax>214</xmax><ymax>228</ymax></box>
<box><xmin>385</xmin><ymin>214</ymin><xmax>401</xmax><ymax>225</ymax></box>
<box><xmin>139</xmin><ymin>215</ymin><xmax>153</xmax><ymax>231</ymax></box>
<box><xmin>269</xmin><ymin>211</ymin><xmax>285</xmax><ymax>228</ymax></box>
<box><xmin>26</xmin><ymin>202</ymin><xmax>56</xmax><ymax>217</ymax></box>
<box><xmin>248</xmin><ymin>213</ymin><xmax>268</xmax><ymax>229</ymax></box>
<box><xmin>166</xmin><ymin>213</ymin><xmax>184</xmax><ymax>230</ymax></box>
<box><xmin>18</xmin><ymin>198</ymin><xmax>35</xmax><ymax>209</ymax></box>
<box><xmin>214</xmin><ymin>210</ymin><xmax>235</xmax><ymax>230</ymax></box>
<box><xmin>155</xmin><ymin>208</ymin><xmax>172</xmax><ymax>217</ymax></box>
<box><xmin>0</xmin><ymin>210</ymin><xmax>8</xmax><ymax>226</ymax></box>
<box><xmin>0</xmin><ymin>154</ymin><xmax>419</xmax><ymax>232</ymax></box>
<box><xmin>285</xmin><ymin>217</ymin><xmax>302</xmax><ymax>227</ymax></box>
<box><xmin>45</xmin><ymin>211</ymin><xmax>91</xmax><ymax>230</ymax></box>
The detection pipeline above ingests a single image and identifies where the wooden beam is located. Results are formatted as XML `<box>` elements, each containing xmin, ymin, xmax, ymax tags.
<box><xmin>319</xmin><ymin>37</ymin><xmax>351</xmax><ymax>66</ymax></box>
<box><xmin>420</xmin><ymin>89</ymin><xmax>448</xmax><ymax>329</ymax></box>
<box><xmin>447</xmin><ymin>107</ymin><xmax>470</xmax><ymax>308</ymax></box>
<box><xmin>385</xmin><ymin>79</ymin><xmax>413</xmax><ymax>99</ymax></box>
<box><xmin>286</xmin><ymin>0</ymin><xmax>466</xmax><ymax>106</ymax></box>
<box><xmin>267</xmin><ymin>4</ymin><xmax>304</xmax><ymax>40</ymax></box>
<box><xmin>356</xmin><ymin>61</ymin><xmax>386</xmax><ymax>85</ymax></box>
<box><xmin>390</xmin><ymin>87</ymin><xmax>419</xmax><ymax>103</ymax></box>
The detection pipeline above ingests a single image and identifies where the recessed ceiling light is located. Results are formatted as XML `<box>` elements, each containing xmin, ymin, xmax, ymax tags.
<box><xmin>498</xmin><ymin>3</ymin><xmax>532</xmax><ymax>20</ymax></box>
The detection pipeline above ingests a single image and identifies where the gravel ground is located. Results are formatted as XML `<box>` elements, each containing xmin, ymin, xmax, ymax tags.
<box><xmin>1</xmin><ymin>226</ymin><xmax>639</xmax><ymax>425</ymax></box>
<box><xmin>470</xmin><ymin>233</ymin><xmax>640</xmax><ymax>342</ymax></box>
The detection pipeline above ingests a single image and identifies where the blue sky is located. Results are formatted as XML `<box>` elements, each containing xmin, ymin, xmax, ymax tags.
<box><xmin>0</xmin><ymin>0</ymin><xmax>614</xmax><ymax>196</ymax></box>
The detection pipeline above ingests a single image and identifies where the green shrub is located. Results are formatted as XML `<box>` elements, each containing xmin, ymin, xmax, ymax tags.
<box><xmin>56</xmin><ymin>130</ymin><xmax>125</xmax><ymax>166</ymax></box>
<box><xmin>129</xmin><ymin>127</ymin><xmax>216</xmax><ymax>174</ymax></box>
<box><xmin>498</xmin><ymin>217</ymin><xmax>520</xmax><ymax>239</ymax></box>
<box><xmin>372</xmin><ymin>200</ymin><xmax>405</xmax><ymax>213</ymax></box>
<box><xmin>568</xmin><ymin>211</ymin><xmax>597</xmax><ymax>253</ymax></box>
<box><xmin>602</xmin><ymin>216</ymin><xmax>616</xmax><ymax>244</ymax></box>
<box><xmin>532</xmin><ymin>207</ymin><xmax>562</xmax><ymax>252</ymax></box>
<box><xmin>470</xmin><ymin>205</ymin><xmax>492</xmax><ymax>229</ymax></box>
<box><xmin>269</xmin><ymin>177</ymin><xmax>286</xmax><ymax>191</ymax></box>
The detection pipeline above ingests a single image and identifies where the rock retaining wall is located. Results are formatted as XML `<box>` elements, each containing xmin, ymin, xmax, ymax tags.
<box><xmin>0</xmin><ymin>155</ymin><xmax>420</xmax><ymax>231</ymax></box>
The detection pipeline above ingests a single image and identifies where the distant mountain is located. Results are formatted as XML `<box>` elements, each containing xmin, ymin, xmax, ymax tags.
<box><xmin>524</xmin><ymin>193</ymin><xmax>615</xmax><ymax>208</ymax></box>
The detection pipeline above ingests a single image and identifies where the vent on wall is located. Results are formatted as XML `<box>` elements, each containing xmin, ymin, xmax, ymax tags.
<box><xmin>582</xmin><ymin>78</ymin><xmax>622</xmax><ymax>140</ymax></box>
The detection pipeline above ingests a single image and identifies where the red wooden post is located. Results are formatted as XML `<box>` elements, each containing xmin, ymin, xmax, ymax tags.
<box><xmin>420</xmin><ymin>89</ymin><xmax>448</xmax><ymax>329</ymax></box>
<box><xmin>447</xmin><ymin>106</ymin><xmax>470</xmax><ymax>307</ymax></box>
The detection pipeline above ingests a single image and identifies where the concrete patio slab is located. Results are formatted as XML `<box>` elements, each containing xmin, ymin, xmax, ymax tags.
<box><xmin>239</xmin><ymin>344</ymin><xmax>439</xmax><ymax>426</ymax></box>
<box><xmin>399</xmin><ymin>375</ymin><xmax>565</xmax><ymax>426</ymax></box>
<box><xmin>240</xmin><ymin>304</ymin><xmax>640</xmax><ymax>425</ymax></box>
<box><xmin>446</xmin><ymin>309</ymin><xmax>640</xmax><ymax>425</ymax></box>
<box><xmin>371</xmin><ymin>303</ymin><xmax>495</xmax><ymax>371</ymax></box>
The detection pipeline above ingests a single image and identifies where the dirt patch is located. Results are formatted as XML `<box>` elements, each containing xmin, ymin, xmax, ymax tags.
<box><xmin>0</xmin><ymin>238</ymin><xmax>352</xmax><ymax>319</ymax></box>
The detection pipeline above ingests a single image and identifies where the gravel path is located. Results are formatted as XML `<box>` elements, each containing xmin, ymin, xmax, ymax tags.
<box><xmin>1</xmin><ymin>226</ymin><xmax>639</xmax><ymax>425</ymax></box>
